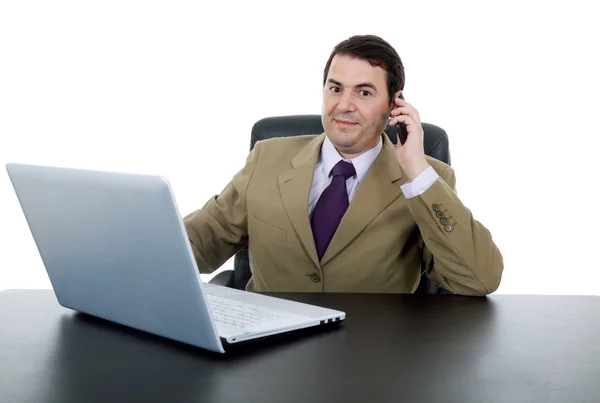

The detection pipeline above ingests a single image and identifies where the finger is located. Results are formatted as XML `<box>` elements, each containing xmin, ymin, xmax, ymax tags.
<box><xmin>390</xmin><ymin>106</ymin><xmax>412</xmax><ymax>117</ymax></box>
<box><xmin>389</xmin><ymin>114</ymin><xmax>414</xmax><ymax>127</ymax></box>
<box><xmin>394</xmin><ymin>97</ymin><xmax>406</xmax><ymax>107</ymax></box>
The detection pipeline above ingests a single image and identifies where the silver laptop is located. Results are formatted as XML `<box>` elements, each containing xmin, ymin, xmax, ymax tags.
<box><xmin>5</xmin><ymin>162</ymin><xmax>345</xmax><ymax>354</ymax></box>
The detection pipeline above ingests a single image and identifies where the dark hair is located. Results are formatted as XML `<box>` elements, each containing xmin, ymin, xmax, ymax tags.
<box><xmin>322</xmin><ymin>35</ymin><xmax>405</xmax><ymax>104</ymax></box>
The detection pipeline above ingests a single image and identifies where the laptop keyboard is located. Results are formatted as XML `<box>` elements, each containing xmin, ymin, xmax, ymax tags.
<box><xmin>206</xmin><ymin>294</ymin><xmax>290</xmax><ymax>329</ymax></box>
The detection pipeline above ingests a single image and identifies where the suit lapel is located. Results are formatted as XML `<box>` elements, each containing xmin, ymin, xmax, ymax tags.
<box><xmin>278</xmin><ymin>134</ymin><xmax>325</xmax><ymax>268</ymax></box>
<box><xmin>320</xmin><ymin>134</ymin><xmax>408</xmax><ymax>266</ymax></box>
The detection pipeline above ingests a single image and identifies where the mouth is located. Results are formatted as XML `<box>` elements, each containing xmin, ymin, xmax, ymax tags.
<box><xmin>333</xmin><ymin>119</ymin><xmax>358</xmax><ymax>126</ymax></box>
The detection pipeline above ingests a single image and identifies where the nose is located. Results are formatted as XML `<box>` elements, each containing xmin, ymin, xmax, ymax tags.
<box><xmin>336</xmin><ymin>91</ymin><xmax>356</xmax><ymax>112</ymax></box>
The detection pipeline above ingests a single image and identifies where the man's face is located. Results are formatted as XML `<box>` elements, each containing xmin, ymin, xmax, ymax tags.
<box><xmin>321</xmin><ymin>54</ymin><xmax>391</xmax><ymax>158</ymax></box>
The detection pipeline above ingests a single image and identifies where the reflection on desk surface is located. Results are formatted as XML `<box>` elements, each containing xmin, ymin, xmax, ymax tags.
<box><xmin>1</xmin><ymin>290</ymin><xmax>599</xmax><ymax>403</ymax></box>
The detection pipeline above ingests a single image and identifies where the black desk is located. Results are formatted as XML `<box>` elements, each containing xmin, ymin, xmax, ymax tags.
<box><xmin>1</xmin><ymin>290</ymin><xmax>599</xmax><ymax>403</ymax></box>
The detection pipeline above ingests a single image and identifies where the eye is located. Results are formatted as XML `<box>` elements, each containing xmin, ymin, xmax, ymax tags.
<box><xmin>329</xmin><ymin>86</ymin><xmax>341</xmax><ymax>93</ymax></box>
<box><xmin>359</xmin><ymin>90</ymin><xmax>371</xmax><ymax>97</ymax></box>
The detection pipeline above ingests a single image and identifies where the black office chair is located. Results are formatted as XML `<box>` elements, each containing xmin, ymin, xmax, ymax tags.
<box><xmin>209</xmin><ymin>115</ymin><xmax>453</xmax><ymax>294</ymax></box>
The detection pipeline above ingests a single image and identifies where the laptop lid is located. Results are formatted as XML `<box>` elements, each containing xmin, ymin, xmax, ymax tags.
<box><xmin>6</xmin><ymin>162</ymin><xmax>225</xmax><ymax>353</ymax></box>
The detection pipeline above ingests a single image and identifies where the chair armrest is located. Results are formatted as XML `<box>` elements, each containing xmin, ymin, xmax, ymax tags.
<box><xmin>208</xmin><ymin>270</ymin><xmax>233</xmax><ymax>287</ymax></box>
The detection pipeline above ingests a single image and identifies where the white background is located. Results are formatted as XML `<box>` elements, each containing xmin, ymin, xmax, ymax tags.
<box><xmin>1</xmin><ymin>1</ymin><xmax>598</xmax><ymax>295</ymax></box>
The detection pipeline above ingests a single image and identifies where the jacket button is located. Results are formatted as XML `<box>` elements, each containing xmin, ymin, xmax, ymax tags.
<box><xmin>444</xmin><ymin>224</ymin><xmax>454</xmax><ymax>233</ymax></box>
<box><xmin>432</xmin><ymin>203</ymin><xmax>440</xmax><ymax>211</ymax></box>
<box><xmin>436</xmin><ymin>210</ymin><xmax>444</xmax><ymax>218</ymax></box>
<box><xmin>440</xmin><ymin>217</ymin><xmax>449</xmax><ymax>225</ymax></box>
<box><xmin>307</xmin><ymin>273</ymin><xmax>321</xmax><ymax>283</ymax></box>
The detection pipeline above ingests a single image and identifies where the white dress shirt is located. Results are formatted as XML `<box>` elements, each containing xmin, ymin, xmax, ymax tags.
<box><xmin>308</xmin><ymin>136</ymin><xmax>439</xmax><ymax>216</ymax></box>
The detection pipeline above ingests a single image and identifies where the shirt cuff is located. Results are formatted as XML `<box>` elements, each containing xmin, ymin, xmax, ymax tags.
<box><xmin>400</xmin><ymin>166</ymin><xmax>439</xmax><ymax>198</ymax></box>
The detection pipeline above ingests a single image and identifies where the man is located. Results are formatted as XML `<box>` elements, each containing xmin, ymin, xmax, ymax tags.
<box><xmin>184</xmin><ymin>34</ymin><xmax>503</xmax><ymax>296</ymax></box>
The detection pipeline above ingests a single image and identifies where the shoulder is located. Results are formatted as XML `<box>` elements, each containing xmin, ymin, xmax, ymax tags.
<box><xmin>425</xmin><ymin>155</ymin><xmax>456</xmax><ymax>188</ymax></box>
<box><xmin>425</xmin><ymin>155</ymin><xmax>452</xmax><ymax>176</ymax></box>
<box><xmin>253</xmin><ymin>134</ymin><xmax>320</xmax><ymax>162</ymax></box>
<box><xmin>255</xmin><ymin>134</ymin><xmax>319</xmax><ymax>151</ymax></box>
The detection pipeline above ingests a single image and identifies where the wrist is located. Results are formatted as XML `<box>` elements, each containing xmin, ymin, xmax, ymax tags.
<box><xmin>402</xmin><ymin>160</ymin><xmax>430</xmax><ymax>182</ymax></box>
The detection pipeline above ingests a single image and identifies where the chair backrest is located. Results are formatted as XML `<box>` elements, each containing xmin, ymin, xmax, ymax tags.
<box><xmin>229</xmin><ymin>115</ymin><xmax>452</xmax><ymax>294</ymax></box>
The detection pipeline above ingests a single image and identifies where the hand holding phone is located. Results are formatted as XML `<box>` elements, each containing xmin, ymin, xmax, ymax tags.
<box><xmin>390</xmin><ymin>92</ymin><xmax>430</xmax><ymax>181</ymax></box>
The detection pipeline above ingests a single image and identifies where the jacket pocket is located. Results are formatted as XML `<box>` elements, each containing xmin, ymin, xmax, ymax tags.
<box><xmin>252</xmin><ymin>215</ymin><xmax>287</xmax><ymax>244</ymax></box>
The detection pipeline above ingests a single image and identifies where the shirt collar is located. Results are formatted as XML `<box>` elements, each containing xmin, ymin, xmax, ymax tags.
<box><xmin>320</xmin><ymin>134</ymin><xmax>383</xmax><ymax>183</ymax></box>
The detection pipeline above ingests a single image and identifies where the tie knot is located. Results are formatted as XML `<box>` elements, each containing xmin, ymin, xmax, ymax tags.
<box><xmin>330</xmin><ymin>160</ymin><xmax>356</xmax><ymax>180</ymax></box>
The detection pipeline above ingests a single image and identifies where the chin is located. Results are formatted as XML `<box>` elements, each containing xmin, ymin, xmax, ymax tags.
<box><xmin>328</xmin><ymin>131</ymin><xmax>360</xmax><ymax>149</ymax></box>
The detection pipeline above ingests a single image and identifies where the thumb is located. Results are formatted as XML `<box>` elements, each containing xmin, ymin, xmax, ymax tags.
<box><xmin>396</xmin><ymin>124</ymin><xmax>408</xmax><ymax>146</ymax></box>
<box><xmin>396</xmin><ymin>134</ymin><xmax>403</xmax><ymax>147</ymax></box>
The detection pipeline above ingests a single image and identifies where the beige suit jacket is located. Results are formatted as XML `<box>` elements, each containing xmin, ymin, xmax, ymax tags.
<box><xmin>184</xmin><ymin>133</ymin><xmax>503</xmax><ymax>296</ymax></box>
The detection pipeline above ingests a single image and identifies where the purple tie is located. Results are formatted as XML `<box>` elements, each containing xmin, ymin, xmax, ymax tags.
<box><xmin>311</xmin><ymin>160</ymin><xmax>357</xmax><ymax>260</ymax></box>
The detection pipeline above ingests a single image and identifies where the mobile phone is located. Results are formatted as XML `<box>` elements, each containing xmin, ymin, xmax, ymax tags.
<box><xmin>395</xmin><ymin>94</ymin><xmax>408</xmax><ymax>145</ymax></box>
